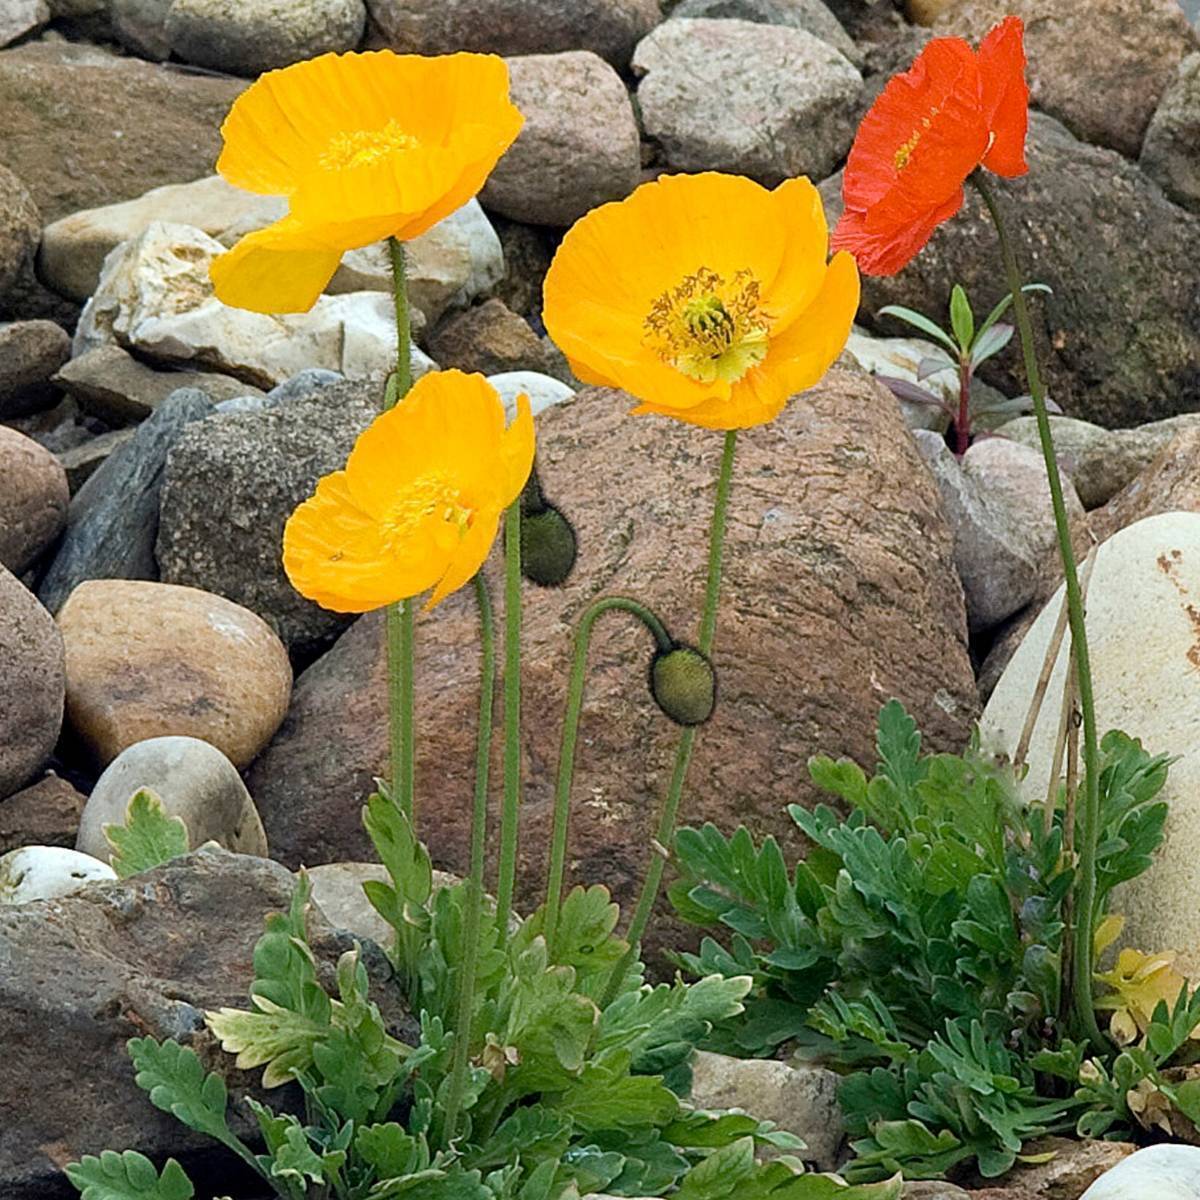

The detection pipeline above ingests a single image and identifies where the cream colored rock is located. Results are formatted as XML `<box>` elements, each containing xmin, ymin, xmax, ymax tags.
<box><xmin>0</xmin><ymin>846</ymin><xmax>115</xmax><ymax>904</ymax></box>
<box><xmin>58</xmin><ymin>580</ymin><xmax>292</xmax><ymax>769</ymax></box>
<box><xmin>981</xmin><ymin>512</ymin><xmax>1200</xmax><ymax>976</ymax></box>
<box><xmin>76</xmin><ymin>735</ymin><xmax>268</xmax><ymax>865</ymax></box>
<box><xmin>73</xmin><ymin>222</ymin><xmax>435</xmax><ymax>389</ymax></box>
<box><xmin>1081</xmin><ymin>1143</ymin><xmax>1200</xmax><ymax>1199</ymax></box>
<box><xmin>844</xmin><ymin>326</ymin><xmax>957</xmax><ymax>432</ymax></box>
<box><xmin>487</xmin><ymin>370</ymin><xmax>574</xmax><ymax>419</ymax></box>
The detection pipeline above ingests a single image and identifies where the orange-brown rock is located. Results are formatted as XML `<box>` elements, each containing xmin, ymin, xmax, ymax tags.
<box><xmin>58</xmin><ymin>580</ymin><xmax>292</xmax><ymax>769</ymax></box>
<box><xmin>247</xmin><ymin>373</ymin><xmax>979</xmax><ymax>955</ymax></box>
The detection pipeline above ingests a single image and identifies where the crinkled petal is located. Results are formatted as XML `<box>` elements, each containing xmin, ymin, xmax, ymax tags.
<box><xmin>209</xmin><ymin>218</ymin><xmax>343</xmax><ymax>314</ymax></box>
<box><xmin>831</xmin><ymin>188</ymin><xmax>963</xmax><ymax>277</ymax></box>
<box><xmin>426</xmin><ymin>512</ymin><xmax>500</xmax><ymax>609</ymax></box>
<box><xmin>978</xmin><ymin>16</ymin><xmax>1030</xmax><ymax>178</ymax></box>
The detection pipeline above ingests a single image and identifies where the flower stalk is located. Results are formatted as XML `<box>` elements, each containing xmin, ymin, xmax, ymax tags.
<box><xmin>495</xmin><ymin>499</ymin><xmax>523</xmax><ymax>939</ymax></box>
<box><xmin>600</xmin><ymin>429</ymin><xmax>738</xmax><ymax>1005</ymax></box>
<box><xmin>973</xmin><ymin>173</ymin><xmax>1105</xmax><ymax>1050</ymax></box>
<box><xmin>385</xmin><ymin>236</ymin><xmax>416</xmax><ymax>824</ymax></box>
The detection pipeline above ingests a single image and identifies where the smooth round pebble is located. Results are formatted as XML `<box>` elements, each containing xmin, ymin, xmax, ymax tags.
<box><xmin>0</xmin><ymin>426</ymin><xmax>69</xmax><ymax>575</ymax></box>
<box><xmin>1081</xmin><ymin>1143</ymin><xmax>1200</xmax><ymax>1198</ymax></box>
<box><xmin>76</xmin><ymin>736</ymin><xmax>269</xmax><ymax>865</ymax></box>
<box><xmin>0</xmin><ymin>846</ymin><xmax>116</xmax><ymax>904</ymax></box>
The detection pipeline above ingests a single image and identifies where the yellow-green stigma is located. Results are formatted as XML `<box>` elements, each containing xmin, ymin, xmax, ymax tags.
<box><xmin>320</xmin><ymin>118</ymin><xmax>420</xmax><ymax>170</ymax></box>
<box><xmin>643</xmin><ymin>266</ymin><xmax>769</xmax><ymax>384</ymax></box>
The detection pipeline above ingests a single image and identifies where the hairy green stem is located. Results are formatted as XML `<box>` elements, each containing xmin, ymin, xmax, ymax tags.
<box><xmin>543</xmin><ymin>596</ymin><xmax>674</xmax><ymax>952</ymax></box>
<box><xmin>496</xmin><ymin>500</ymin><xmax>523</xmax><ymax>939</ymax></box>
<box><xmin>385</xmin><ymin>237</ymin><xmax>416</xmax><ymax>822</ymax></box>
<box><xmin>973</xmin><ymin>174</ymin><xmax>1105</xmax><ymax>1050</ymax></box>
<box><xmin>600</xmin><ymin>429</ymin><xmax>739</xmax><ymax>1006</ymax></box>
<box><xmin>443</xmin><ymin>574</ymin><xmax>497</xmax><ymax>1143</ymax></box>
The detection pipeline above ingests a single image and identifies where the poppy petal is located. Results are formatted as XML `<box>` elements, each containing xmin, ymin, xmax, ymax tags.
<box><xmin>978</xmin><ymin>16</ymin><xmax>1029</xmax><ymax>178</ymax></box>
<box><xmin>831</xmin><ymin>187</ymin><xmax>963</xmax><ymax>277</ymax></box>
<box><xmin>209</xmin><ymin>219</ymin><xmax>343</xmax><ymax>314</ymax></box>
<box><xmin>426</xmin><ymin>513</ymin><xmax>500</xmax><ymax>609</ymax></box>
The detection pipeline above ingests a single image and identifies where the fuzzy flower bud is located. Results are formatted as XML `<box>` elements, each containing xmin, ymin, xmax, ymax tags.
<box><xmin>650</xmin><ymin>643</ymin><xmax>716</xmax><ymax>726</ymax></box>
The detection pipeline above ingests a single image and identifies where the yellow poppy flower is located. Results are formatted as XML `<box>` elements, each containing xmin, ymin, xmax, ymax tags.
<box><xmin>542</xmin><ymin>172</ymin><xmax>860</xmax><ymax>430</ymax></box>
<box><xmin>211</xmin><ymin>50</ymin><xmax>523</xmax><ymax>314</ymax></box>
<box><xmin>283</xmin><ymin>370</ymin><xmax>535</xmax><ymax>612</ymax></box>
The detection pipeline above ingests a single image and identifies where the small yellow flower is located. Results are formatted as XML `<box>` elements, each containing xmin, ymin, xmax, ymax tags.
<box><xmin>210</xmin><ymin>50</ymin><xmax>523</xmax><ymax>314</ymax></box>
<box><xmin>542</xmin><ymin>172</ymin><xmax>860</xmax><ymax>430</ymax></box>
<box><xmin>283</xmin><ymin>371</ymin><xmax>535</xmax><ymax>612</ymax></box>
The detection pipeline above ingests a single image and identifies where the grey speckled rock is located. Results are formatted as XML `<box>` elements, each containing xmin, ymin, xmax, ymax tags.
<box><xmin>37</xmin><ymin>388</ymin><xmax>214</xmax><ymax>615</ymax></box>
<box><xmin>0</xmin><ymin>165</ymin><xmax>39</xmax><ymax>301</ymax></box>
<box><xmin>0</xmin><ymin>0</ymin><xmax>49</xmax><ymax>48</ymax></box>
<box><xmin>1142</xmin><ymin>51</ymin><xmax>1200</xmax><ymax>214</ymax></box>
<box><xmin>0</xmin><ymin>566</ymin><xmax>63</xmax><ymax>800</ymax></box>
<box><xmin>111</xmin><ymin>0</ymin><xmax>172</xmax><ymax>59</ymax></box>
<box><xmin>165</xmin><ymin>0</ymin><xmax>367</xmax><ymax>76</ymax></box>
<box><xmin>670</xmin><ymin>0</ymin><xmax>859</xmax><ymax>64</ymax></box>
<box><xmin>155</xmin><ymin>378</ymin><xmax>378</xmax><ymax>653</ymax></box>
<box><xmin>1081</xmin><ymin>1143</ymin><xmax>1200</xmax><ymax>1198</ymax></box>
<box><xmin>633</xmin><ymin>18</ymin><xmax>861</xmax><ymax>185</ymax></box>
<box><xmin>481</xmin><ymin>50</ymin><xmax>641</xmax><ymax>226</ymax></box>
<box><xmin>76</xmin><ymin>735</ymin><xmax>268</xmax><ymax>863</ymax></box>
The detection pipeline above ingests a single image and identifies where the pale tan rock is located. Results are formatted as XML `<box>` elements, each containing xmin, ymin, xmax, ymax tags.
<box><xmin>76</xmin><ymin>736</ymin><xmax>268</xmax><ymax>863</ymax></box>
<box><xmin>307</xmin><ymin>861</ymin><xmax>460</xmax><ymax>947</ymax></box>
<box><xmin>58</xmin><ymin>580</ymin><xmax>292</xmax><ymax>769</ymax></box>
<box><xmin>0</xmin><ymin>425</ymin><xmax>68</xmax><ymax>574</ymax></box>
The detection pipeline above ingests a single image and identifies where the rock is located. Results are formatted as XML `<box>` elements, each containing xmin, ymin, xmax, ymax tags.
<box><xmin>77</xmin><ymin>736</ymin><xmax>268</xmax><ymax>863</ymax></box>
<box><xmin>0</xmin><ymin>164</ymin><xmax>39</xmax><ymax>301</ymax></box>
<box><xmin>914</xmin><ymin>432</ymin><xmax>1084</xmax><ymax>633</ymax></box>
<box><xmin>427</xmin><ymin>298</ymin><xmax>554</xmax><ymax>376</ymax></box>
<box><xmin>903</xmin><ymin>1185</ymin><xmax>970</xmax><ymax>1200</ymax></box>
<box><xmin>670</xmin><ymin>0</ymin><xmax>859</xmax><ymax>64</ymax></box>
<box><xmin>39</xmin><ymin>174</ymin><xmax>286</xmax><ymax>305</ymax></box>
<box><xmin>0</xmin><ymin>844</ymin><xmax>115</xmax><ymax>903</ymax></box>
<box><xmin>0</xmin><ymin>319</ymin><xmax>70</xmax><ymax>418</ymax></box>
<box><xmin>480</xmin><ymin>50</ymin><xmax>641</xmax><ymax>227</ymax></box>
<box><xmin>903</xmin><ymin>0</ymin><xmax>953</xmax><ymax>23</ymax></box>
<box><xmin>37</xmin><ymin>388</ymin><xmax>213</xmax><ymax>615</ymax></box>
<box><xmin>0</xmin><ymin>0</ymin><xmax>48</xmax><ymax>47</ymax></box>
<box><xmin>155</xmin><ymin>378</ymin><xmax>379</xmax><ymax>652</ymax></box>
<box><xmin>999</xmin><ymin>413</ymin><xmax>1200</xmax><ymax>510</ymax></box>
<box><xmin>633</xmin><ymin>19</ymin><xmax>861</xmax><ymax>186</ymax></box>
<box><xmin>57</xmin><ymin>427</ymin><xmax>137</xmax><ymax>494</ymax></box>
<box><xmin>1089</xmin><ymin>428</ymin><xmax>1200</xmax><ymax>546</ymax></box>
<box><xmin>330</xmin><ymin>199</ymin><xmax>504</xmax><ymax>326</ymax></box>
<box><xmin>1141</xmin><ymin>52</ymin><xmax>1200</xmax><ymax>214</ymax></box>
<box><xmin>488</xmin><ymin>369</ymin><xmax>575</xmax><ymax>418</ymax></box>
<box><xmin>982</xmin><ymin>513</ymin><xmax>1200</xmax><ymax>978</ymax></box>
<box><xmin>75</xmin><ymin>222</ymin><xmax>433</xmax><ymax>390</ymax></box>
<box><xmin>53</xmin><ymin>344</ymin><xmax>265</xmax><ymax>425</ymax></box>
<box><xmin>0</xmin><ymin>426</ymin><xmax>69</xmax><ymax>574</ymax></box>
<box><xmin>491</xmin><ymin>214</ymin><xmax>556</xmax><ymax>321</ymax></box>
<box><xmin>1081</xmin><ymin>1143</ymin><xmax>1200</xmax><ymax>1199</ymax></box>
<box><xmin>366</xmin><ymin>0</ymin><xmax>661</xmax><ymax>65</ymax></box>
<box><xmin>165</xmin><ymin>0</ymin><xmax>366</xmax><ymax>77</ymax></box>
<box><xmin>821</xmin><ymin>112</ymin><xmax>1200</xmax><ymax>429</ymax></box>
<box><xmin>0</xmin><ymin>41</ymin><xmax>245</xmax><ymax>225</ymax></box>
<box><xmin>977</xmin><ymin>1137</ymin><xmax>1136</xmax><ymax>1199</ymax></box>
<box><xmin>58</xmin><ymin>580</ymin><xmax>292</xmax><ymax>770</ymax></box>
<box><xmin>844</xmin><ymin>326</ymin><xmax>958</xmax><ymax>432</ymax></box>
<box><xmin>246</xmin><ymin>372</ymin><xmax>979</xmax><ymax>954</ymax></box>
<box><xmin>932</xmin><ymin>0</ymin><xmax>1198</xmax><ymax>159</ymax></box>
<box><xmin>0</xmin><ymin>847</ymin><xmax>412</xmax><ymax>1197</ymax></box>
<box><xmin>307</xmin><ymin>860</ymin><xmax>460</xmax><ymax>946</ymax></box>
<box><xmin>0</xmin><ymin>772</ymin><xmax>87</xmax><ymax>855</ymax></box>
<box><xmin>110</xmin><ymin>0</ymin><xmax>172</xmax><ymax>59</ymax></box>
<box><xmin>689</xmin><ymin>1050</ymin><xmax>843</xmax><ymax>1170</ymax></box>
<box><xmin>0</xmin><ymin>566</ymin><xmax>63</xmax><ymax>800</ymax></box>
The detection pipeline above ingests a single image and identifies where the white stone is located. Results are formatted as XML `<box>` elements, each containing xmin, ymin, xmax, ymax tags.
<box><xmin>844</xmin><ymin>326</ymin><xmax>957</xmax><ymax>432</ymax></box>
<box><xmin>1081</xmin><ymin>1143</ymin><xmax>1200</xmax><ymax>1199</ymax></box>
<box><xmin>74</xmin><ymin>222</ymin><xmax>435</xmax><ymax>390</ymax></box>
<box><xmin>0</xmin><ymin>846</ymin><xmax>115</xmax><ymax>904</ymax></box>
<box><xmin>981</xmin><ymin>513</ymin><xmax>1200</xmax><ymax>976</ymax></box>
<box><xmin>0</xmin><ymin>0</ymin><xmax>49</xmax><ymax>48</ymax></box>
<box><xmin>487</xmin><ymin>370</ymin><xmax>575</xmax><ymax>420</ymax></box>
<box><xmin>308</xmin><ymin>861</ymin><xmax>460</xmax><ymax>947</ymax></box>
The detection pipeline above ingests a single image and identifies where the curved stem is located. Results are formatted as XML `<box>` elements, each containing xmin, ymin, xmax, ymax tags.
<box><xmin>385</xmin><ymin>237</ymin><xmax>416</xmax><ymax>823</ymax></box>
<box><xmin>443</xmin><ymin>573</ymin><xmax>496</xmax><ymax>1144</ymax></box>
<box><xmin>972</xmin><ymin>174</ymin><xmax>1105</xmax><ymax>1050</ymax></box>
<box><xmin>601</xmin><ymin>429</ymin><xmax>739</xmax><ymax>1006</ymax></box>
<box><xmin>543</xmin><ymin>595</ymin><xmax>674</xmax><ymax>953</ymax></box>
<box><xmin>495</xmin><ymin>499</ymin><xmax>523</xmax><ymax>940</ymax></box>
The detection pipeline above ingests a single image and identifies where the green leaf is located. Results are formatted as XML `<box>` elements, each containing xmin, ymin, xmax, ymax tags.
<box><xmin>968</xmin><ymin>322</ymin><xmax>1013</xmax><ymax>368</ymax></box>
<box><xmin>104</xmin><ymin>789</ymin><xmax>190</xmax><ymax>878</ymax></box>
<box><xmin>672</xmin><ymin>1137</ymin><xmax>757</xmax><ymax>1200</ymax></box>
<box><xmin>551</xmin><ymin>1048</ymin><xmax>679</xmax><ymax>1131</ymax></box>
<box><xmin>949</xmin><ymin>285</ymin><xmax>974</xmax><ymax>351</ymax></box>
<box><xmin>467</xmin><ymin>1106</ymin><xmax>572</xmax><ymax>1172</ymax></box>
<box><xmin>65</xmin><ymin>1151</ymin><xmax>195</xmax><ymax>1200</ymax></box>
<box><xmin>876</xmin><ymin>305</ymin><xmax>960</xmax><ymax>355</ymax></box>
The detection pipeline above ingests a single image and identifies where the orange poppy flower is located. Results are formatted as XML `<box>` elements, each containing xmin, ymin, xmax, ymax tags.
<box><xmin>831</xmin><ymin>16</ymin><xmax>1028</xmax><ymax>277</ymax></box>
<box><xmin>210</xmin><ymin>51</ymin><xmax>523</xmax><ymax>314</ymax></box>
<box><xmin>542</xmin><ymin>172</ymin><xmax>859</xmax><ymax>430</ymax></box>
<box><xmin>283</xmin><ymin>370</ymin><xmax>535</xmax><ymax>612</ymax></box>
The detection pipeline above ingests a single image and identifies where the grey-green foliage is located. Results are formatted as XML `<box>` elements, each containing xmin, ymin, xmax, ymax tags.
<box><xmin>670</xmin><ymin>701</ymin><xmax>1174</xmax><ymax>1181</ymax></box>
<box><xmin>103</xmin><ymin>789</ymin><xmax>190</xmax><ymax>879</ymax></box>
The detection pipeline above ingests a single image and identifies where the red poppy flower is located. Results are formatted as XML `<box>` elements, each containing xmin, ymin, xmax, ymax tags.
<box><xmin>831</xmin><ymin>16</ymin><xmax>1028</xmax><ymax>277</ymax></box>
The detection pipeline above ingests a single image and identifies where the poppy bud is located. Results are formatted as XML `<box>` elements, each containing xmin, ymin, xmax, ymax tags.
<box><xmin>520</xmin><ymin>504</ymin><xmax>577</xmax><ymax>587</ymax></box>
<box><xmin>649</xmin><ymin>643</ymin><xmax>716</xmax><ymax>727</ymax></box>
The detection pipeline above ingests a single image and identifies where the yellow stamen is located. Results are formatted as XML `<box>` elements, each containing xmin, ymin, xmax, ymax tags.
<box><xmin>378</xmin><ymin>473</ymin><xmax>472</xmax><ymax>555</ymax></box>
<box><xmin>643</xmin><ymin>266</ymin><xmax>769</xmax><ymax>384</ymax></box>
<box><xmin>320</xmin><ymin>118</ymin><xmax>420</xmax><ymax>171</ymax></box>
<box><xmin>894</xmin><ymin>107</ymin><xmax>941</xmax><ymax>173</ymax></box>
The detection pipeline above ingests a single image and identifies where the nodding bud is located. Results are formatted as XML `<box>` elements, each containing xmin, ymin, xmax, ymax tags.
<box><xmin>520</xmin><ymin>504</ymin><xmax>577</xmax><ymax>587</ymax></box>
<box><xmin>650</xmin><ymin>643</ymin><xmax>716</xmax><ymax>727</ymax></box>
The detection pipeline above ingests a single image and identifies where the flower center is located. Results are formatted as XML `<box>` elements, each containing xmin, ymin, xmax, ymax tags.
<box><xmin>643</xmin><ymin>266</ymin><xmax>769</xmax><ymax>385</ymax></box>
<box><xmin>894</xmin><ymin>106</ymin><xmax>940</xmax><ymax>173</ymax></box>
<box><xmin>380</xmin><ymin>473</ymin><xmax>472</xmax><ymax>553</ymax></box>
<box><xmin>320</xmin><ymin>118</ymin><xmax>420</xmax><ymax>171</ymax></box>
